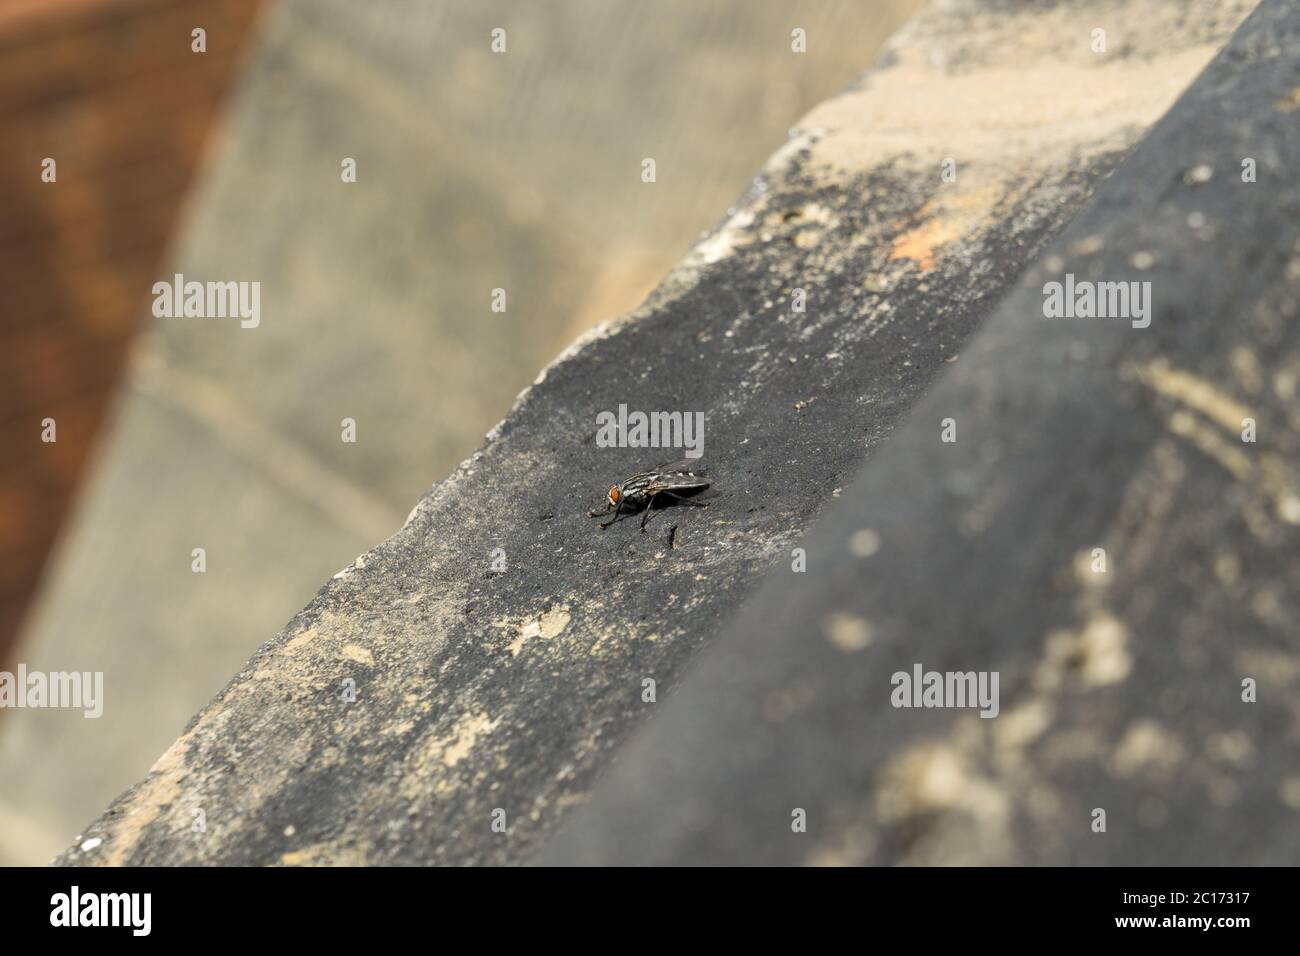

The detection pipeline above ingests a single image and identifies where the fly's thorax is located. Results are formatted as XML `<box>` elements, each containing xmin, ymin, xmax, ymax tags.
<box><xmin>618</xmin><ymin>473</ymin><xmax>658</xmax><ymax>501</ymax></box>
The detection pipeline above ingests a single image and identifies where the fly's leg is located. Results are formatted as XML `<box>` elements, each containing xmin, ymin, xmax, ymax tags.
<box><xmin>598</xmin><ymin>499</ymin><xmax>624</xmax><ymax>529</ymax></box>
<box><xmin>587</xmin><ymin>502</ymin><xmax>612</xmax><ymax>518</ymax></box>
<box><xmin>639</xmin><ymin>492</ymin><xmax>695</xmax><ymax>531</ymax></box>
<box><xmin>643</xmin><ymin>490</ymin><xmax>708</xmax><ymax>532</ymax></box>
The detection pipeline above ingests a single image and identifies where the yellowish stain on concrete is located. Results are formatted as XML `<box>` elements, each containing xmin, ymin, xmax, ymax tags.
<box><xmin>992</xmin><ymin>700</ymin><xmax>1055</xmax><ymax>754</ymax></box>
<box><xmin>384</xmin><ymin>720</ymin><xmax>415</xmax><ymax>738</ymax></box>
<box><xmin>93</xmin><ymin>700</ymin><xmax>253</xmax><ymax>864</ymax></box>
<box><xmin>1111</xmin><ymin>720</ymin><xmax>1184</xmax><ymax>778</ymax></box>
<box><xmin>1230</xmin><ymin>346</ymin><xmax>1265</xmax><ymax>394</ymax></box>
<box><xmin>1277</xmin><ymin>86</ymin><xmax>1300</xmax><ymax>112</ymax></box>
<box><xmin>79</xmin><ymin>605</ymin><xmax>361</xmax><ymax>862</ymax></box>
<box><xmin>872</xmin><ymin>603</ymin><xmax>1135</xmax><ymax>861</ymax></box>
<box><xmin>280</xmin><ymin>846</ymin><xmax>321</xmax><ymax>866</ymax></box>
<box><xmin>1105</xmin><ymin>440</ymin><xmax>1188</xmax><ymax>577</ymax></box>
<box><xmin>1161</xmin><ymin>417</ymin><xmax>1300</xmax><ymax>530</ymax></box>
<box><xmin>400</xmin><ymin>708</ymin><xmax>504</xmax><ymax>802</ymax></box>
<box><xmin>684</xmin><ymin>206</ymin><xmax>758</xmax><ymax>268</ymax></box>
<box><xmin>1206</xmin><ymin>731</ymin><xmax>1254</xmax><ymax>767</ymax></box>
<box><xmin>888</xmin><ymin>215</ymin><xmax>964</xmax><ymax>271</ymax></box>
<box><xmin>1128</xmin><ymin>360</ymin><xmax>1300</xmax><ymax>530</ymax></box>
<box><xmin>1167</xmin><ymin>410</ymin><xmax>1254</xmax><ymax>480</ymax></box>
<box><xmin>1071</xmin><ymin>548</ymin><xmax>1110</xmax><ymax>588</ymax></box>
<box><xmin>1279</xmin><ymin>495</ymin><xmax>1300</xmax><ymax>525</ymax></box>
<box><xmin>888</xmin><ymin>184</ymin><xmax>1006</xmax><ymax>272</ymax></box>
<box><xmin>803</xmin><ymin>825</ymin><xmax>877</xmax><ymax>867</ymax></box>
<box><xmin>94</xmin><ymin>733</ymin><xmax>189</xmax><ymax>866</ymax></box>
<box><xmin>1069</xmin><ymin>234</ymin><xmax>1106</xmax><ymax>256</ymax></box>
<box><xmin>1236</xmin><ymin>648</ymin><xmax>1300</xmax><ymax>686</ymax></box>
<box><xmin>285</xmin><ymin>627</ymin><xmax>318</xmax><ymax>653</ymax></box>
<box><xmin>876</xmin><ymin>742</ymin><xmax>1011</xmax><ymax>857</ymax></box>
<box><xmin>442</xmin><ymin>712</ymin><xmax>498</xmax><ymax>767</ymax></box>
<box><xmin>1036</xmin><ymin>613</ymin><xmax>1132</xmax><ymax>693</ymax></box>
<box><xmin>341</xmin><ymin>644</ymin><xmax>375</xmax><ymax>666</ymax></box>
<box><xmin>500</xmin><ymin>604</ymin><xmax>572</xmax><ymax>656</ymax></box>
<box><xmin>1137</xmin><ymin>359</ymin><xmax>1254</xmax><ymax>433</ymax></box>
<box><xmin>821</xmin><ymin>612</ymin><xmax>875</xmax><ymax>652</ymax></box>
<box><xmin>538</xmin><ymin>605</ymin><xmax>571</xmax><ymax>638</ymax></box>
<box><xmin>280</xmin><ymin>842</ymin><xmax>366</xmax><ymax>867</ymax></box>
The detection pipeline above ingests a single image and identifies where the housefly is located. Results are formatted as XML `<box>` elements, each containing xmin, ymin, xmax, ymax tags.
<box><xmin>587</xmin><ymin>459</ymin><xmax>711</xmax><ymax>532</ymax></box>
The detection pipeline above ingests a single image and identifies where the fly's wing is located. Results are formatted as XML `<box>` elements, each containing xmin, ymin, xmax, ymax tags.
<box><xmin>647</xmin><ymin>463</ymin><xmax>710</xmax><ymax>494</ymax></box>
<box><xmin>654</xmin><ymin>457</ymin><xmax>706</xmax><ymax>476</ymax></box>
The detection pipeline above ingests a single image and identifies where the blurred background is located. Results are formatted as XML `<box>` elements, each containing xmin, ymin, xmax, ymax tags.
<box><xmin>0</xmin><ymin>0</ymin><xmax>915</xmax><ymax>863</ymax></box>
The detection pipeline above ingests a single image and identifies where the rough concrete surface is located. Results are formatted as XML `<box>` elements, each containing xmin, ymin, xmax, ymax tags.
<box><xmin>56</xmin><ymin>0</ymin><xmax>1274</xmax><ymax>866</ymax></box>
<box><xmin>541</xmin><ymin>0</ymin><xmax>1300</xmax><ymax>865</ymax></box>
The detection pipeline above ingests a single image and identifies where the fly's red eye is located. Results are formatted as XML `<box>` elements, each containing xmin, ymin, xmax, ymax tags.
<box><xmin>609</xmin><ymin>485</ymin><xmax>620</xmax><ymax>503</ymax></box>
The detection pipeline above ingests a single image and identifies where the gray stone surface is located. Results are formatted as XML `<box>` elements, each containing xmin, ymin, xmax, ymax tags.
<box><xmin>539</xmin><ymin>0</ymin><xmax>1300</xmax><ymax>865</ymax></box>
<box><xmin>51</xmin><ymin>0</ymin><xmax>1261</xmax><ymax>866</ymax></box>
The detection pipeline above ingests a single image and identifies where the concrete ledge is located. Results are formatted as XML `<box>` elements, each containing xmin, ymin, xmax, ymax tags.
<box><xmin>57</xmin><ymin>0</ymin><xmax>1268</xmax><ymax>866</ymax></box>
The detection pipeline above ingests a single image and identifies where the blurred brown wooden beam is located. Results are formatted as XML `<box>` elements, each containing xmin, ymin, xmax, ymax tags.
<box><xmin>0</xmin><ymin>0</ymin><xmax>268</xmax><ymax>671</ymax></box>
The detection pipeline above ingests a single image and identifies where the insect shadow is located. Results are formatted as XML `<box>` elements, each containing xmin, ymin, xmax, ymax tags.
<box><xmin>586</xmin><ymin>459</ymin><xmax>712</xmax><ymax>533</ymax></box>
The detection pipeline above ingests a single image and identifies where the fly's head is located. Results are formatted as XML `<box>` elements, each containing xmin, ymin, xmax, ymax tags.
<box><xmin>606</xmin><ymin>484</ymin><xmax>622</xmax><ymax>508</ymax></box>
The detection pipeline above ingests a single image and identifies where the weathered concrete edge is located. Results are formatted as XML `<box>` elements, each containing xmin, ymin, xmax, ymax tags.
<box><xmin>51</xmin><ymin>0</ymin><xmax>1256</xmax><ymax>866</ymax></box>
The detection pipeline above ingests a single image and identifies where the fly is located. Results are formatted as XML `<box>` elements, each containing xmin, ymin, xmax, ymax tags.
<box><xmin>587</xmin><ymin>459</ymin><xmax>711</xmax><ymax>532</ymax></box>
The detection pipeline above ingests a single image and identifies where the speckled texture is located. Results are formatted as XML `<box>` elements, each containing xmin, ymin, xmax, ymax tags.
<box><xmin>539</xmin><ymin>0</ymin><xmax>1300</xmax><ymax>866</ymax></box>
<box><xmin>57</xmin><ymin>0</ymin><xmax>1261</xmax><ymax>866</ymax></box>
